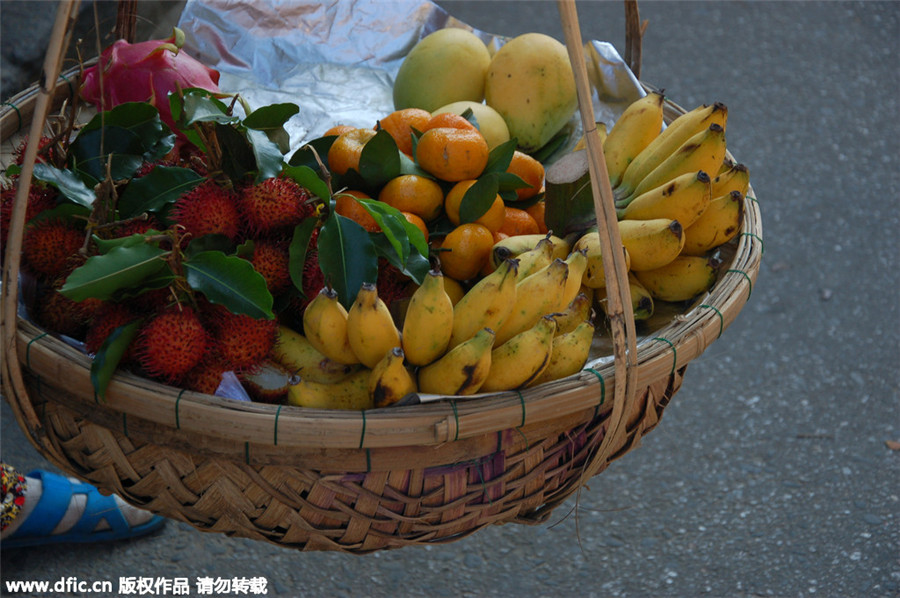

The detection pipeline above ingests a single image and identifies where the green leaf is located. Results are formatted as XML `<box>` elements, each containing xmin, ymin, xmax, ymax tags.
<box><xmin>92</xmin><ymin>230</ymin><xmax>162</xmax><ymax>254</ymax></box>
<box><xmin>68</xmin><ymin>125</ymin><xmax>145</xmax><ymax>185</ymax></box>
<box><xmin>530</xmin><ymin>128</ymin><xmax>572</xmax><ymax>164</ymax></box>
<box><xmin>27</xmin><ymin>202</ymin><xmax>91</xmax><ymax>226</ymax></box>
<box><xmin>289</xmin><ymin>217</ymin><xmax>320</xmax><ymax>295</ymax></box>
<box><xmin>242</xmin><ymin>103</ymin><xmax>300</xmax><ymax>130</ymax></box>
<box><xmin>398</xmin><ymin>151</ymin><xmax>430</xmax><ymax>178</ymax></box>
<box><xmin>60</xmin><ymin>243</ymin><xmax>171</xmax><ymax>301</ymax></box>
<box><xmin>281</xmin><ymin>164</ymin><xmax>330</xmax><ymax>202</ymax></box>
<box><xmin>90</xmin><ymin>320</ymin><xmax>141</xmax><ymax>399</ymax></box>
<box><xmin>216</xmin><ymin>123</ymin><xmax>256</xmax><ymax>182</ymax></box>
<box><xmin>352</xmin><ymin>197</ymin><xmax>409</xmax><ymax>263</ymax></box>
<box><xmin>459</xmin><ymin>174</ymin><xmax>500</xmax><ymax>224</ymax></box>
<box><xmin>288</xmin><ymin>136</ymin><xmax>335</xmax><ymax>171</ymax></box>
<box><xmin>117</xmin><ymin>166</ymin><xmax>205</xmax><ymax>219</ymax></box>
<box><xmin>358</xmin><ymin>129</ymin><xmax>401</xmax><ymax>189</ymax></box>
<box><xmin>185</xmin><ymin>233</ymin><xmax>235</xmax><ymax>257</ymax></box>
<box><xmin>372</xmin><ymin>234</ymin><xmax>429</xmax><ymax>286</ymax></box>
<box><xmin>183</xmin><ymin>250</ymin><xmax>274</xmax><ymax>320</ymax></box>
<box><xmin>245</xmin><ymin>128</ymin><xmax>285</xmax><ymax>182</ymax></box>
<box><xmin>483</xmin><ymin>138</ymin><xmax>518</xmax><ymax>174</ymax></box>
<box><xmin>32</xmin><ymin>163</ymin><xmax>95</xmax><ymax>207</ymax></box>
<box><xmin>181</xmin><ymin>91</ymin><xmax>239</xmax><ymax>127</ymax></box>
<box><xmin>317</xmin><ymin>212</ymin><xmax>378</xmax><ymax>309</ymax></box>
<box><xmin>78</xmin><ymin>102</ymin><xmax>175</xmax><ymax>163</ymax></box>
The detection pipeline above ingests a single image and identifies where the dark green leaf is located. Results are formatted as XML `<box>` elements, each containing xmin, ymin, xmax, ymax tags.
<box><xmin>372</xmin><ymin>234</ymin><xmax>429</xmax><ymax>286</ymax></box>
<box><xmin>459</xmin><ymin>174</ymin><xmax>500</xmax><ymax>224</ymax></box>
<box><xmin>216</xmin><ymin>123</ymin><xmax>256</xmax><ymax>182</ymax></box>
<box><xmin>358</xmin><ymin>129</ymin><xmax>401</xmax><ymax>189</ymax></box>
<box><xmin>242</xmin><ymin>103</ymin><xmax>300</xmax><ymax>130</ymax></box>
<box><xmin>110</xmin><ymin>271</ymin><xmax>176</xmax><ymax>301</ymax></box>
<box><xmin>181</xmin><ymin>91</ymin><xmax>239</xmax><ymax>127</ymax></box>
<box><xmin>530</xmin><ymin>128</ymin><xmax>572</xmax><ymax>163</ymax></box>
<box><xmin>60</xmin><ymin>243</ymin><xmax>171</xmax><ymax>301</ymax></box>
<box><xmin>92</xmin><ymin>230</ymin><xmax>162</xmax><ymax>254</ymax></box>
<box><xmin>90</xmin><ymin>320</ymin><xmax>141</xmax><ymax>399</ymax></box>
<box><xmin>183</xmin><ymin>250</ymin><xmax>275</xmax><ymax>320</ymax></box>
<box><xmin>27</xmin><ymin>201</ymin><xmax>91</xmax><ymax>226</ymax></box>
<box><xmin>185</xmin><ymin>233</ymin><xmax>235</xmax><ymax>257</ymax></box>
<box><xmin>352</xmin><ymin>197</ymin><xmax>409</xmax><ymax>263</ymax></box>
<box><xmin>68</xmin><ymin>125</ymin><xmax>145</xmax><ymax>184</ymax></box>
<box><xmin>288</xmin><ymin>136</ymin><xmax>335</xmax><ymax>171</ymax></box>
<box><xmin>32</xmin><ymin>163</ymin><xmax>95</xmax><ymax>207</ymax></box>
<box><xmin>117</xmin><ymin>166</ymin><xmax>205</xmax><ymax>219</ymax></box>
<box><xmin>289</xmin><ymin>217</ymin><xmax>320</xmax><ymax>295</ymax></box>
<box><xmin>78</xmin><ymin>102</ymin><xmax>175</xmax><ymax>163</ymax></box>
<box><xmin>246</xmin><ymin>128</ymin><xmax>285</xmax><ymax>182</ymax></box>
<box><xmin>398</xmin><ymin>151</ymin><xmax>430</xmax><ymax>178</ymax></box>
<box><xmin>483</xmin><ymin>138</ymin><xmax>518</xmax><ymax>174</ymax></box>
<box><xmin>281</xmin><ymin>164</ymin><xmax>330</xmax><ymax>202</ymax></box>
<box><xmin>317</xmin><ymin>212</ymin><xmax>378</xmax><ymax>309</ymax></box>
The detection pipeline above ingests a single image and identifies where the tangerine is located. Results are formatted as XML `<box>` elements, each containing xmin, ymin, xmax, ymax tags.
<box><xmin>400</xmin><ymin>211</ymin><xmax>429</xmax><ymax>243</ymax></box>
<box><xmin>334</xmin><ymin>190</ymin><xmax>380</xmax><ymax>232</ymax></box>
<box><xmin>507</xmin><ymin>150</ymin><xmax>545</xmax><ymax>201</ymax></box>
<box><xmin>438</xmin><ymin>223</ymin><xmax>494</xmax><ymax>282</ymax></box>
<box><xmin>377</xmin><ymin>108</ymin><xmax>431</xmax><ymax>156</ymax></box>
<box><xmin>443</xmin><ymin>179</ymin><xmax>506</xmax><ymax>233</ymax></box>
<box><xmin>323</xmin><ymin>124</ymin><xmax>357</xmax><ymax>137</ymax></box>
<box><xmin>327</xmin><ymin>128</ymin><xmax>377</xmax><ymax>175</ymax></box>
<box><xmin>421</xmin><ymin>111</ymin><xmax>477</xmax><ymax>133</ymax></box>
<box><xmin>498</xmin><ymin>206</ymin><xmax>540</xmax><ymax>237</ymax></box>
<box><xmin>378</xmin><ymin>174</ymin><xmax>444</xmax><ymax>222</ymax></box>
<box><xmin>416</xmin><ymin>127</ymin><xmax>489</xmax><ymax>182</ymax></box>
<box><xmin>525</xmin><ymin>200</ymin><xmax>549</xmax><ymax>234</ymax></box>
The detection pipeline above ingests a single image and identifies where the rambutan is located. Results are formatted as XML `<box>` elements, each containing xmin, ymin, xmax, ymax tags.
<box><xmin>377</xmin><ymin>260</ymin><xmax>412</xmax><ymax>307</ymax></box>
<box><xmin>170</xmin><ymin>180</ymin><xmax>241</xmax><ymax>241</ymax></box>
<box><xmin>134</xmin><ymin>304</ymin><xmax>209</xmax><ymax>383</ymax></box>
<box><xmin>238</xmin><ymin>177</ymin><xmax>314</xmax><ymax>235</ymax></box>
<box><xmin>14</xmin><ymin>136</ymin><xmax>59</xmax><ymax>166</ymax></box>
<box><xmin>205</xmin><ymin>305</ymin><xmax>278</xmax><ymax>372</ymax></box>
<box><xmin>181</xmin><ymin>350</ymin><xmax>230</xmax><ymax>395</ymax></box>
<box><xmin>84</xmin><ymin>302</ymin><xmax>138</xmax><ymax>358</ymax></box>
<box><xmin>1</xmin><ymin>180</ymin><xmax>59</xmax><ymax>252</ymax></box>
<box><xmin>249</xmin><ymin>238</ymin><xmax>292</xmax><ymax>295</ymax></box>
<box><xmin>35</xmin><ymin>285</ymin><xmax>102</xmax><ymax>339</ymax></box>
<box><xmin>21</xmin><ymin>219</ymin><xmax>85</xmax><ymax>280</ymax></box>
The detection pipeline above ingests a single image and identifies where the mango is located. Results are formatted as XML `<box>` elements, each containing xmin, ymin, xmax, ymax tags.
<box><xmin>484</xmin><ymin>33</ymin><xmax>578</xmax><ymax>153</ymax></box>
<box><xmin>393</xmin><ymin>28</ymin><xmax>491</xmax><ymax>112</ymax></box>
<box><xmin>432</xmin><ymin>100</ymin><xmax>510</xmax><ymax>150</ymax></box>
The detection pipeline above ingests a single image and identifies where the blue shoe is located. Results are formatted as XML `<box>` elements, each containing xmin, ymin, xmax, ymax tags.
<box><xmin>2</xmin><ymin>470</ymin><xmax>164</xmax><ymax>548</ymax></box>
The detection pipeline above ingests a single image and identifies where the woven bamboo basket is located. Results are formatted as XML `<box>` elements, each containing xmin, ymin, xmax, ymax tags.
<box><xmin>0</xmin><ymin>1</ymin><xmax>762</xmax><ymax>553</ymax></box>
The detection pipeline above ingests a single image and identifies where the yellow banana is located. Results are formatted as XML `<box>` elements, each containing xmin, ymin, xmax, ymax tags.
<box><xmin>619</xmin><ymin>123</ymin><xmax>727</xmax><ymax>207</ymax></box>
<box><xmin>595</xmin><ymin>271</ymin><xmax>654</xmax><ymax>321</ymax></box>
<box><xmin>272</xmin><ymin>325</ymin><xmax>361</xmax><ymax>384</ymax></box>
<box><xmin>528</xmin><ymin>320</ymin><xmax>595</xmax><ymax>387</ymax></box>
<box><xmin>494</xmin><ymin>258</ymin><xmax>568</xmax><ymax>346</ymax></box>
<box><xmin>552</xmin><ymin>291</ymin><xmax>593</xmax><ymax>335</ymax></box>
<box><xmin>417</xmin><ymin>328</ymin><xmax>495</xmax><ymax>396</ymax></box>
<box><xmin>481</xmin><ymin>315</ymin><xmax>557</xmax><ymax>393</ymax></box>
<box><xmin>633</xmin><ymin>254</ymin><xmax>721</xmax><ymax>302</ymax></box>
<box><xmin>512</xmin><ymin>235</ymin><xmax>555</xmax><ymax>282</ymax></box>
<box><xmin>557</xmin><ymin>249</ymin><xmax>588</xmax><ymax>310</ymax></box>
<box><xmin>618</xmin><ymin>218</ymin><xmax>685</xmax><ymax>271</ymax></box>
<box><xmin>449</xmin><ymin>258</ymin><xmax>518</xmax><ymax>349</ymax></box>
<box><xmin>401</xmin><ymin>268</ymin><xmax>454</xmax><ymax>366</ymax></box>
<box><xmin>368</xmin><ymin>347</ymin><xmax>418</xmax><ymax>408</ymax></box>
<box><xmin>710</xmin><ymin>162</ymin><xmax>750</xmax><ymax>199</ymax></box>
<box><xmin>603</xmin><ymin>90</ymin><xmax>666</xmax><ymax>188</ymax></box>
<box><xmin>618</xmin><ymin>170</ymin><xmax>712</xmax><ymax>228</ymax></box>
<box><xmin>287</xmin><ymin>368</ymin><xmax>373</xmax><ymax>410</ymax></box>
<box><xmin>616</xmin><ymin>102</ymin><xmax>727</xmax><ymax>200</ymax></box>
<box><xmin>681</xmin><ymin>190</ymin><xmax>744</xmax><ymax>256</ymax></box>
<box><xmin>490</xmin><ymin>233</ymin><xmax>570</xmax><ymax>270</ymax></box>
<box><xmin>346</xmin><ymin>282</ymin><xmax>402</xmax><ymax>368</ymax></box>
<box><xmin>302</xmin><ymin>286</ymin><xmax>360</xmax><ymax>365</ymax></box>
<box><xmin>572</xmin><ymin>230</ymin><xmax>632</xmax><ymax>289</ymax></box>
<box><xmin>573</xmin><ymin>121</ymin><xmax>608</xmax><ymax>151</ymax></box>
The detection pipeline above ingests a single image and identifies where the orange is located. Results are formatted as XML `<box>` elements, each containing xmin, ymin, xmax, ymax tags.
<box><xmin>438</xmin><ymin>223</ymin><xmax>494</xmax><ymax>282</ymax></box>
<box><xmin>377</xmin><ymin>108</ymin><xmax>432</xmax><ymax>156</ymax></box>
<box><xmin>498</xmin><ymin>206</ymin><xmax>540</xmax><ymax>237</ymax></box>
<box><xmin>443</xmin><ymin>179</ymin><xmax>506</xmax><ymax>233</ymax></box>
<box><xmin>416</xmin><ymin>127</ymin><xmax>489</xmax><ymax>182</ymax></box>
<box><xmin>442</xmin><ymin>275</ymin><xmax>466</xmax><ymax>306</ymax></box>
<box><xmin>507</xmin><ymin>150</ymin><xmax>545</xmax><ymax>201</ymax></box>
<box><xmin>400</xmin><ymin>211</ymin><xmax>429</xmax><ymax>243</ymax></box>
<box><xmin>525</xmin><ymin>200</ymin><xmax>549</xmax><ymax>234</ymax></box>
<box><xmin>323</xmin><ymin>124</ymin><xmax>356</xmax><ymax>137</ymax></box>
<box><xmin>421</xmin><ymin>112</ymin><xmax>477</xmax><ymax>133</ymax></box>
<box><xmin>377</xmin><ymin>174</ymin><xmax>444</xmax><ymax>222</ymax></box>
<box><xmin>327</xmin><ymin>127</ymin><xmax>377</xmax><ymax>175</ymax></box>
<box><xmin>334</xmin><ymin>190</ymin><xmax>380</xmax><ymax>232</ymax></box>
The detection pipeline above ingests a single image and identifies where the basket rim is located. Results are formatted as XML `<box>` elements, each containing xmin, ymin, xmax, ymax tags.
<box><xmin>1</xmin><ymin>67</ymin><xmax>763</xmax><ymax>452</ymax></box>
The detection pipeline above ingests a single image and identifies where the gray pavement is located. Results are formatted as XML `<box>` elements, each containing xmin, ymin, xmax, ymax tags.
<box><xmin>1</xmin><ymin>1</ymin><xmax>899</xmax><ymax>597</ymax></box>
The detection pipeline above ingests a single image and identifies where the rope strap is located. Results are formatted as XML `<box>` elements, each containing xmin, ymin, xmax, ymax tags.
<box><xmin>273</xmin><ymin>404</ymin><xmax>282</xmax><ymax>446</ymax></box>
<box><xmin>726</xmin><ymin>268</ymin><xmax>753</xmax><ymax>299</ymax></box>
<box><xmin>450</xmin><ymin>400</ymin><xmax>460</xmax><ymax>441</ymax></box>
<box><xmin>741</xmin><ymin>232</ymin><xmax>764</xmax><ymax>254</ymax></box>
<box><xmin>175</xmin><ymin>390</ymin><xmax>186</xmax><ymax>429</ymax></box>
<box><xmin>2</xmin><ymin>101</ymin><xmax>22</xmax><ymax>133</ymax></box>
<box><xmin>700</xmin><ymin>304</ymin><xmax>724</xmax><ymax>339</ymax></box>
<box><xmin>652</xmin><ymin>337</ymin><xmax>677</xmax><ymax>375</ymax></box>
<box><xmin>358</xmin><ymin>410</ymin><xmax>367</xmax><ymax>449</ymax></box>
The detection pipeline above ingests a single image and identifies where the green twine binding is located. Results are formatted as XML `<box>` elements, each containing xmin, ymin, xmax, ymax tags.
<box><xmin>175</xmin><ymin>390</ymin><xmax>186</xmax><ymax>429</ymax></box>
<box><xmin>358</xmin><ymin>410</ymin><xmax>367</xmax><ymax>449</ymax></box>
<box><xmin>746</xmin><ymin>194</ymin><xmax>758</xmax><ymax>204</ymax></box>
<box><xmin>273</xmin><ymin>405</ymin><xmax>282</xmax><ymax>446</ymax></box>
<box><xmin>477</xmin><ymin>466</ymin><xmax>493</xmax><ymax>506</ymax></box>
<box><xmin>726</xmin><ymin>268</ymin><xmax>753</xmax><ymax>299</ymax></box>
<box><xmin>700</xmin><ymin>304</ymin><xmax>724</xmax><ymax>339</ymax></box>
<box><xmin>450</xmin><ymin>400</ymin><xmax>460</xmax><ymax>441</ymax></box>
<box><xmin>514</xmin><ymin>391</ymin><xmax>530</xmax><ymax>451</ymax></box>
<box><xmin>584</xmin><ymin>368</ymin><xmax>606</xmax><ymax>418</ymax></box>
<box><xmin>122</xmin><ymin>413</ymin><xmax>128</xmax><ymax>437</ymax></box>
<box><xmin>365</xmin><ymin>449</ymin><xmax>372</xmax><ymax>473</ymax></box>
<box><xmin>57</xmin><ymin>72</ymin><xmax>73</xmax><ymax>99</ymax></box>
<box><xmin>652</xmin><ymin>337</ymin><xmax>677</xmax><ymax>375</ymax></box>
<box><xmin>741</xmin><ymin>232</ymin><xmax>764</xmax><ymax>254</ymax></box>
<box><xmin>25</xmin><ymin>333</ymin><xmax>48</xmax><ymax>369</ymax></box>
<box><xmin>2</xmin><ymin>101</ymin><xmax>22</xmax><ymax>133</ymax></box>
<box><xmin>244</xmin><ymin>442</ymin><xmax>250</xmax><ymax>465</ymax></box>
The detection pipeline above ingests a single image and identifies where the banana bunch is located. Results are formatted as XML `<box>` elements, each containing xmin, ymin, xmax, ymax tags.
<box><xmin>554</xmin><ymin>97</ymin><xmax>750</xmax><ymax>318</ymax></box>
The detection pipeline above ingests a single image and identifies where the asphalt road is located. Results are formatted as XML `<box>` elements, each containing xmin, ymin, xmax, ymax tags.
<box><xmin>1</xmin><ymin>1</ymin><xmax>898</xmax><ymax>597</ymax></box>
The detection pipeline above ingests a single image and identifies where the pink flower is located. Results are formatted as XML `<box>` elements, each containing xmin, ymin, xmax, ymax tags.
<box><xmin>81</xmin><ymin>28</ymin><xmax>220</xmax><ymax>132</ymax></box>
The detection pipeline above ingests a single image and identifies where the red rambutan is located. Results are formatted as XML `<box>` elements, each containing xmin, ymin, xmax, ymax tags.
<box><xmin>84</xmin><ymin>302</ymin><xmax>138</xmax><ymax>357</ymax></box>
<box><xmin>205</xmin><ymin>305</ymin><xmax>278</xmax><ymax>372</ymax></box>
<box><xmin>21</xmin><ymin>219</ymin><xmax>85</xmax><ymax>280</ymax></box>
<box><xmin>35</xmin><ymin>286</ymin><xmax>102</xmax><ymax>339</ymax></box>
<box><xmin>1</xmin><ymin>180</ymin><xmax>59</xmax><ymax>252</ymax></box>
<box><xmin>135</xmin><ymin>304</ymin><xmax>209</xmax><ymax>383</ymax></box>
<box><xmin>249</xmin><ymin>238</ymin><xmax>292</xmax><ymax>295</ymax></box>
<box><xmin>181</xmin><ymin>350</ymin><xmax>230</xmax><ymax>395</ymax></box>
<box><xmin>170</xmin><ymin>180</ymin><xmax>241</xmax><ymax>241</ymax></box>
<box><xmin>238</xmin><ymin>177</ymin><xmax>314</xmax><ymax>235</ymax></box>
<box><xmin>377</xmin><ymin>260</ymin><xmax>412</xmax><ymax>307</ymax></box>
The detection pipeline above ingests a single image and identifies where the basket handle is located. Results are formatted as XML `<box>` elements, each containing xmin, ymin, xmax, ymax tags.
<box><xmin>0</xmin><ymin>0</ymin><xmax>83</xmax><ymax>465</ymax></box>
<box><xmin>556</xmin><ymin>0</ymin><xmax>639</xmax><ymax>483</ymax></box>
